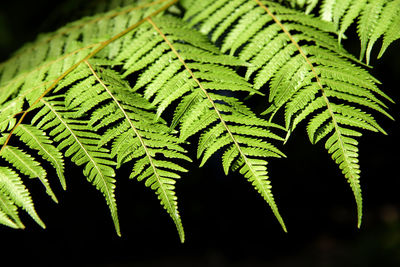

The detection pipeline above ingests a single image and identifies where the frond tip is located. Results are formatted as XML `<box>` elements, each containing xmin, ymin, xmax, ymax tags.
<box><xmin>0</xmin><ymin>167</ymin><xmax>45</xmax><ymax>229</ymax></box>
<box><xmin>325</xmin><ymin>130</ymin><xmax>363</xmax><ymax>228</ymax></box>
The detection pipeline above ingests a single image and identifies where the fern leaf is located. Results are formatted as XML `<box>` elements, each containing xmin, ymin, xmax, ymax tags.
<box><xmin>365</xmin><ymin>0</ymin><xmax>400</xmax><ymax>62</ymax></box>
<box><xmin>338</xmin><ymin>0</ymin><xmax>367</xmax><ymax>43</ymax></box>
<box><xmin>317</xmin><ymin>0</ymin><xmax>400</xmax><ymax>62</ymax></box>
<box><xmin>0</xmin><ymin>0</ymin><xmax>175</xmax><ymax>138</ymax></box>
<box><xmin>325</xmin><ymin>130</ymin><xmax>363</xmax><ymax>227</ymax></box>
<box><xmin>357</xmin><ymin>0</ymin><xmax>385</xmax><ymax>62</ymax></box>
<box><xmin>378</xmin><ymin>1</ymin><xmax>400</xmax><ymax>58</ymax></box>
<box><xmin>0</xmin><ymin>0</ymin><xmax>396</xmax><ymax>240</ymax></box>
<box><xmin>332</xmin><ymin>0</ymin><xmax>352</xmax><ymax>28</ymax></box>
<box><xmin>320</xmin><ymin>0</ymin><xmax>335</xmax><ymax>22</ymax></box>
<box><xmin>64</xmin><ymin>60</ymin><xmax>190</xmax><ymax>242</ymax></box>
<box><xmin>0</xmin><ymin>143</ymin><xmax>57</xmax><ymax>203</ymax></box>
<box><xmin>13</xmin><ymin>124</ymin><xmax>66</xmax><ymax>190</ymax></box>
<box><xmin>0</xmin><ymin>167</ymin><xmax>45</xmax><ymax>229</ymax></box>
<box><xmin>0</xmin><ymin>98</ymin><xmax>24</xmax><ymax>132</ymax></box>
<box><xmin>121</xmin><ymin>16</ymin><xmax>288</xmax><ymax>231</ymax></box>
<box><xmin>31</xmin><ymin>98</ymin><xmax>120</xmax><ymax>236</ymax></box>
<box><xmin>0</xmin><ymin>205</ymin><xmax>19</xmax><ymax>229</ymax></box>
<box><xmin>0</xmin><ymin>185</ymin><xmax>24</xmax><ymax>229</ymax></box>
<box><xmin>184</xmin><ymin>0</ymin><xmax>393</xmax><ymax>227</ymax></box>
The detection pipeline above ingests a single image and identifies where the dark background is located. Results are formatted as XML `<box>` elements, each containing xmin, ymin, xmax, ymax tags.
<box><xmin>1</xmin><ymin>1</ymin><xmax>399</xmax><ymax>266</ymax></box>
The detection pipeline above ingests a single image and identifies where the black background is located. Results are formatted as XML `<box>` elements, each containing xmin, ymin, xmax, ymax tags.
<box><xmin>1</xmin><ymin>1</ymin><xmax>400</xmax><ymax>266</ymax></box>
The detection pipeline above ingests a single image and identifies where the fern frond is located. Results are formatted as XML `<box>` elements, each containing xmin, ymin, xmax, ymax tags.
<box><xmin>317</xmin><ymin>0</ymin><xmax>400</xmax><ymax>63</ymax></box>
<box><xmin>59</xmin><ymin>58</ymin><xmax>190</xmax><ymax>242</ymax></box>
<box><xmin>357</xmin><ymin>0</ymin><xmax>386</xmax><ymax>63</ymax></box>
<box><xmin>0</xmin><ymin>0</ymin><xmax>396</xmax><ymax>240</ymax></box>
<box><xmin>357</xmin><ymin>0</ymin><xmax>400</xmax><ymax>62</ymax></box>
<box><xmin>13</xmin><ymin>124</ymin><xmax>66</xmax><ymax>190</ymax></box>
<box><xmin>0</xmin><ymin>0</ymin><xmax>176</xmax><ymax>149</ymax></box>
<box><xmin>0</xmin><ymin>167</ymin><xmax>45</xmax><ymax>229</ymax></box>
<box><xmin>90</xmin><ymin>62</ymin><xmax>189</xmax><ymax>242</ymax></box>
<box><xmin>184</xmin><ymin>0</ymin><xmax>360</xmax><ymax>85</ymax></box>
<box><xmin>31</xmin><ymin>97</ymin><xmax>120</xmax><ymax>236</ymax></box>
<box><xmin>0</xmin><ymin>0</ymin><xmax>178</xmax><ymax>233</ymax></box>
<box><xmin>0</xmin><ymin>142</ymin><xmax>57</xmax><ymax>203</ymax></box>
<box><xmin>0</xmin><ymin>98</ymin><xmax>24</xmax><ymax>132</ymax></box>
<box><xmin>0</xmin><ymin>205</ymin><xmax>19</xmax><ymax>229</ymax></box>
<box><xmin>376</xmin><ymin>0</ymin><xmax>400</xmax><ymax>58</ymax></box>
<box><xmin>119</xmin><ymin>16</ymin><xmax>287</xmax><ymax>231</ymax></box>
<box><xmin>188</xmin><ymin>94</ymin><xmax>286</xmax><ymax>230</ymax></box>
<box><xmin>184</xmin><ymin>0</ymin><xmax>393</xmax><ymax>227</ymax></box>
<box><xmin>337</xmin><ymin>0</ymin><xmax>366</xmax><ymax>43</ymax></box>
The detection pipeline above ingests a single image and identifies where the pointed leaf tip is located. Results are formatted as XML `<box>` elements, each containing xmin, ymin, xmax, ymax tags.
<box><xmin>179</xmin><ymin>232</ymin><xmax>185</xmax><ymax>243</ymax></box>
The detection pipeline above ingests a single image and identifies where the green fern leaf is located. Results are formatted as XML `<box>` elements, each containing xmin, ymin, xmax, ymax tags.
<box><xmin>0</xmin><ymin>0</ymin><xmax>396</xmax><ymax>240</ymax></box>
<box><xmin>31</xmin><ymin>97</ymin><xmax>120</xmax><ymax>236</ymax></box>
<box><xmin>118</xmin><ymin>15</ymin><xmax>287</xmax><ymax>231</ymax></box>
<box><xmin>317</xmin><ymin>0</ymin><xmax>400</xmax><ymax>62</ymax></box>
<box><xmin>0</xmin><ymin>205</ymin><xmax>19</xmax><ymax>229</ymax></box>
<box><xmin>61</xmin><ymin>60</ymin><xmax>190</xmax><ymax>242</ymax></box>
<box><xmin>357</xmin><ymin>0</ymin><xmax>385</xmax><ymax>62</ymax></box>
<box><xmin>0</xmin><ymin>183</ymin><xmax>25</xmax><ymax>229</ymax></box>
<box><xmin>184</xmin><ymin>0</ymin><xmax>393</xmax><ymax>227</ymax></box>
<box><xmin>365</xmin><ymin>0</ymin><xmax>400</xmax><ymax>62</ymax></box>
<box><xmin>13</xmin><ymin>124</ymin><xmax>66</xmax><ymax>190</ymax></box>
<box><xmin>320</xmin><ymin>0</ymin><xmax>335</xmax><ymax>22</ymax></box>
<box><xmin>338</xmin><ymin>0</ymin><xmax>367</xmax><ymax>43</ymax></box>
<box><xmin>0</xmin><ymin>0</ymin><xmax>183</xmax><ymax>234</ymax></box>
<box><xmin>0</xmin><ymin>98</ymin><xmax>24</xmax><ymax>132</ymax></box>
<box><xmin>0</xmin><ymin>167</ymin><xmax>45</xmax><ymax>229</ymax></box>
<box><xmin>0</xmin><ymin>143</ymin><xmax>57</xmax><ymax>203</ymax></box>
<box><xmin>97</xmin><ymin>66</ymin><xmax>189</xmax><ymax>243</ymax></box>
<box><xmin>378</xmin><ymin>1</ymin><xmax>400</xmax><ymax>58</ymax></box>
<box><xmin>0</xmin><ymin>0</ymin><xmax>172</xmax><ymax>118</ymax></box>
